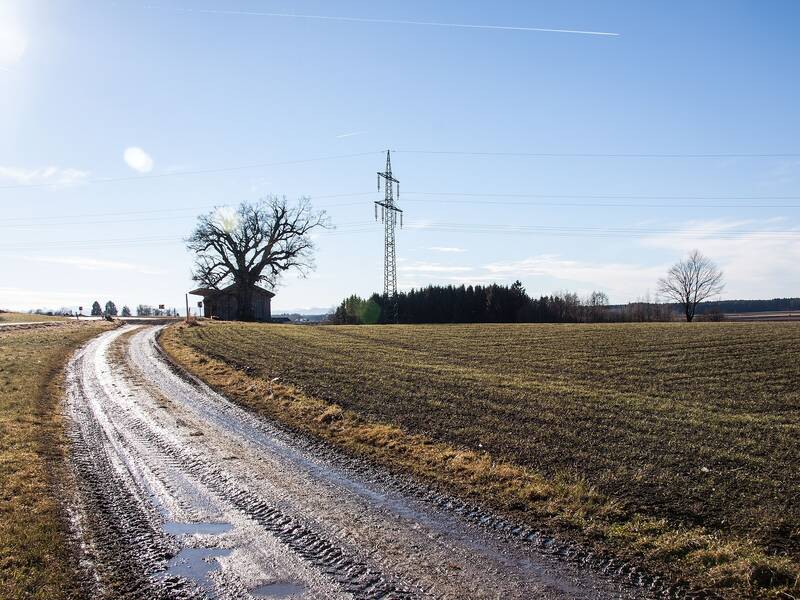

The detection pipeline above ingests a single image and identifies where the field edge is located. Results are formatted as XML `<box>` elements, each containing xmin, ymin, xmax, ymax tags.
<box><xmin>160</xmin><ymin>322</ymin><xmax>800</xmax><ymax>599</ymax></box>
<box><xmin>0</xmin><ymin>321</ymin><xmax>115</xmax><ymax>600</ymax></box>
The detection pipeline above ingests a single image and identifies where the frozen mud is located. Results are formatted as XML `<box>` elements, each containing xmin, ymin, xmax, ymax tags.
<box><xmin>63</xmin><ymin>325</ymin><xmax>659</xmax><ymax>599</ymax></box>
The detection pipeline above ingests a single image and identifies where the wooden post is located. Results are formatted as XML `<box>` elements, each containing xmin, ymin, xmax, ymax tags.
<box><xmin>185</xmin><ymin>294</ymin><xmax>190</xmax><ymax>321</ymax></box>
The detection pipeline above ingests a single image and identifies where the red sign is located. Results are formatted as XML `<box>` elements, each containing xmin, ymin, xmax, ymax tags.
<box><xmin>158</xmin><ymin>304</ymin><xmax>165</xmax><ymax>309</ymax></box>
<box><xmin>197</xmin><ymin>302</ymin><xmax>203</xmax><ymax>307</ymax></box>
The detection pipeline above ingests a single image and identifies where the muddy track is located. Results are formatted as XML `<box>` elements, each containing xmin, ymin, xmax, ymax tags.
<box><xmin>64</xmin><ymin>325</ymin><xmax>661</xmax><ymax>599</ymax></box>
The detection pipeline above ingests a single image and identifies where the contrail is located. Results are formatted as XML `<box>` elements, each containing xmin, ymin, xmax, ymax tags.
<box><xmin>165</xmin><ymin>7</ymin><xmax>620</xmax><ymax>37</ymax></box>
<box><xmin>336</xmin><ymin>131</ymin><xmax>365</xmax><ymax>139</ymax></box>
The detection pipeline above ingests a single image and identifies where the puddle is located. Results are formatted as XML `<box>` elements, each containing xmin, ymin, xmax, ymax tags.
<box><xmin>163</xmin><ymin>547</ymin><xmax>231</xmax><ymax>589</ymax></box>
<box><xmin>164</xmin><ymin>521</ymin><xmax>233</xmax><ymax>536</ymax></box>
<box><xmin>249</xmin><ymin>581</ymin><xmax>307</xmax><ymax>598</ymax></box>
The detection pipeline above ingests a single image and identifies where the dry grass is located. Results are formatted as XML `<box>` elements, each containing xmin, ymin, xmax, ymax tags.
<box><xmin>0</xmin><ymin>321</ymin><xmax>113</xmax><ymax>599</ymax></box>
<box><xmin>162</xmin><ymin>321</ymin><xmax>800</xmax><ymax>598</ymax></box>
<box><xmin>0</xmin><ymin>311</ymin><xmax>68</xmax><ymax>323</ymax></box>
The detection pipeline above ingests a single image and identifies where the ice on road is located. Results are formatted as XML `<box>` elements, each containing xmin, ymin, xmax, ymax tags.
<box><xmin>64</xmin><ymin>325</ymin><xmax>646</xmax><ymax>599</ymax></box>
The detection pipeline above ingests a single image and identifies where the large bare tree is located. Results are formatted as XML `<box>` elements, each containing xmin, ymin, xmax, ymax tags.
<box><xmin>657</xmin><ymin>250</ymin><xmax>724</xmax><ymax>322</ymax></box>
<box><xmin>186</xmin><ymin>196</ymin><xmax>328</xmax><ymax>320</ymax></box>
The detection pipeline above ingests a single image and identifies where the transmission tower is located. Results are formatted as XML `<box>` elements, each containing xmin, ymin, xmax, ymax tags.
<box><xmin>375</xmin><ymin>149</ymin><xmax>403</xmax><ymax>301</ymax></box>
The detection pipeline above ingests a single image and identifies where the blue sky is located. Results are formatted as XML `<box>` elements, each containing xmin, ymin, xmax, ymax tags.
<box><xmin>1</xmin><ymin>0</ymin><xmax>799</xmax><ymax>313</ymax></box>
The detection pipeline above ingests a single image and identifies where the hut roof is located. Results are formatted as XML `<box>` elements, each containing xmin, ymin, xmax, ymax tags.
<box><xmin>189</xmin><ymin>284</ymin><xmax>275</xmax><ymax>299</ymax></box>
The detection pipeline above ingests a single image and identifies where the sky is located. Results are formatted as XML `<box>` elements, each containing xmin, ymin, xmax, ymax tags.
<box><xmin>1</xmin><ymin>0</ymin><xmax>799</xmax><ymax>314</ymax></box>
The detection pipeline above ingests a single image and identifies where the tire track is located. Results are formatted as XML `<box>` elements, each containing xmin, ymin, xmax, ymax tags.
<box><xmin>64</xmin><ymin>325</ymin><xmax>659</xmax><ymax>599</ymax></box>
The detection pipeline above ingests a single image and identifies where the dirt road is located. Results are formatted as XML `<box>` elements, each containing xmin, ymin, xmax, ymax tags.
<box><xmin>63</xmin><ymin>325</ymin><xmax>652</xmax><ymax>599</ymax></box>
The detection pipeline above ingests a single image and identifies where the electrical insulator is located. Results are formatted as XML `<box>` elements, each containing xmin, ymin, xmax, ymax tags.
<box><xmin>400</xmin><ymin>212</ymin><xmax>403</xmax><ymax>228</ymax></box>
<box><xmin>377</xmin><ymin>174</ymin><xmax>380</xmax><ymax>191</ymax></box>
<box><xmin>374</xmin><ymin>203</ymin><xmax>378</xmax><ymax>221</ymax></box>
<box><xmin>397</xmin><ymin>182</ymin><xmax>399</xmax><ymax>198</ymax></box>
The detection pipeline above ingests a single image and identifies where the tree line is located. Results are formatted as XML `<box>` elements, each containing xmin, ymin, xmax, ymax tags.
<box><xmin>332</xmin><ymin>282</ymin><xmax>617</xmax><ymax>325</ymax></box>
<box><xmin>29</xmin><ymin>302</ymin><xmax>178</xmax><ymax>318</ymax></box>
<box><xmin>332</xmin><ymin>250</ymin><xmax>734</xmax><ymax>324</ymax></box>
<box><xmin>694</xmin><ymin>297</ymin><xmax>800</xmax><ymax>314</ymax></box>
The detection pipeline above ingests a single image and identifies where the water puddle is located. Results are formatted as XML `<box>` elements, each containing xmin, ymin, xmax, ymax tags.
<box><xmin>164</xmin><ymin>521</ymin><xmax>233</xmax><ymax>536</ymax></box>
<box><xmin>163</xmin><ymin>547</ymin><xmax>231</xmax><ymax>589</ymax></box>
<box><xmin>249</xmin><ymin>581</ymin><xmax>307</xmax><ymax>598</ymax></box>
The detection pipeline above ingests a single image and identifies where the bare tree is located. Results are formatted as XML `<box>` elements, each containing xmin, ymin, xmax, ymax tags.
<box><xmin>583</xmin><ymin>290</ymin><xmax>609</xmax><ymax>323</ymax></box>
<box><xmin>186</xmin><ymin>196</ymin><xmax>328</xmax><ymax>321</ymax></box>
<box><xmin>657</xmin><ymin>250</ymin><xmax>724</xmax><ymax>322</ymax></box>
<box><xmin>136</xmin><ymin>304</ymin><xmax>153</xmax><ymax>317</ymax></box>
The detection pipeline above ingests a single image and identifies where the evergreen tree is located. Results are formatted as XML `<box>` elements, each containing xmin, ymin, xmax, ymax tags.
<box><xmin>121</xmin><ymin>305</ymin><xmax>131</xmax><ymax>317</ymax></box>
<box><xmin>332</xmin><ymin>283</ymin><xmax>626</xmax><ymax>325</ymax></box>
<box><xmin>104</xmin><ymin>301</ymin><xmax>118</xmax><ymax>316</ymax></box>
<box><xmin>91</xmin><ymin>301</ymin><xmax>102</xmax><ymax>316</ymax></box>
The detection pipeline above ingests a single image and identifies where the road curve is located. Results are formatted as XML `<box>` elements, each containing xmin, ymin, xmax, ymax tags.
<box><xmin>64</xmin><ymin>325</ymin><xmax>650</xmax><ymax>599</ymax></box>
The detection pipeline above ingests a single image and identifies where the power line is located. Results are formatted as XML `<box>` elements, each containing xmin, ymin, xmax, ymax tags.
<box><xmin>398</xmin><ymin>194</ymin><xmax>800</xmax><ymax>209</ymax></box>
<box><xmin>0</xmin><ymin>152</ymin><xmax>383</xmax><ymax>190</ymax></box>
<box><xmin>3</xmin><ymin>146</ymin><xmax>797</xmax><ymax>192</ymax></box>
<box><xmin>6</xmin><ymin>222</ymin><xmax>798</xmax><ymax>250</ymax></box>
<box><xmin>402</xmin><ymin>191</ymin><xmax>800</xmax><ymax>201</ymax></box>
<box><xmin>0</xmin><ymin>193</ymin><xmax>376</xmax><ymax>228</ymax></box>
<box><xmin>401</xmin><ymin>222</ymin><xmax>800</xmax><ymax>240</ymax></box>
<box><xmin>4</xmin><ymin>146</ymin><xmax>799</xmax><ymax>192</ymax></box>
<box><xmin>5</xmin><ymin>189</ymin><xmax>798</xmax><ymax>226</ymax></box>
<box><xmin>393</xmin><ymin>149</ymin><xmax>800</xmax><ymax>158</ymax></box>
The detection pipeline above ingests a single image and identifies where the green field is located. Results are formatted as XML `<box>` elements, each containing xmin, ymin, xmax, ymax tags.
<box><xmin>165</xmin><ymin>321</ymin><xmax>800</xmax><ymax>598</ymax></box>
<box><xmin>0</xmin><ymin>321</ymin><xmax>113</xmax><ymax>599</ymax></box>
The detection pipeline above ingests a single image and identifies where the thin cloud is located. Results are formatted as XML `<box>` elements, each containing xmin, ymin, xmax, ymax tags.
<box><xmin>23</xmin><ymin>256</ymin><xmax>166</xmax><ymax>275</ymax></box>
<box><xmin>0</xmin><ymin>286</ymin><xmax>112</xmax><ymax>310</ymax></box>
<box><xmin>173</xmin><ymin>8</ymin><xmax>620</xmax><ymax>36</ymax></box>
<box><xmin>484</xmin><ymin>255</ymin><xmax>664</xmax><ymax>300</ymax></box>
<box><xmin>399</xmin><ymin>262</ymin><xmax>473</xmax><ymax>274</ymax></box>
<box><xmin>404</xmin><ymin>219</ymin><xmax>433</xmax><ymax>230</ymax></box>
<box><xmin>335</xmin><ymin>131</ymin><xmax>365</xmax><ymax>139</ymax></box>
<box><xmin>641</xmin><ymin>218</ymin><xmax>800</xmax><ymax>299</ymax></box>
<box><xmin>0</xmin><ymin>166</ymin><xmax>89</xmax><ymax>188</ymax></box>
<box><xmin>429</xmin><ymin>246</ymin><xmax>466</xmax><ymax>253</ymax></box>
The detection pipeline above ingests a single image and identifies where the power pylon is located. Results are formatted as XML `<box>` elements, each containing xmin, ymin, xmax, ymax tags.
<box><xmin>375</xmin><ymin>150</ymin><xmax>403</xmax><ymax>302</ymax></box>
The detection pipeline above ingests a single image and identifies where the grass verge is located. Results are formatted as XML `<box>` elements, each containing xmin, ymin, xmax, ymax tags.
<box><xmin>0</xmin><ymin>321</ymin><xmax>113</xmax><ymax>599</ymax></box>
<box><xmin>162</xmin><ymin>321</ymin><xmax>800</xmax><ymax>599</ymax></box>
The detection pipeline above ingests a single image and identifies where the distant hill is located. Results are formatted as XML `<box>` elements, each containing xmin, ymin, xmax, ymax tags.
<box><xmin>273</xmin><ymin>307</ymin><xmax>333</xmax><ymax>316</ymax></box>
<box><xmin>273</xmin><ymin>312</ymin><xmax>330</xmax><ymax>323</ymax></box>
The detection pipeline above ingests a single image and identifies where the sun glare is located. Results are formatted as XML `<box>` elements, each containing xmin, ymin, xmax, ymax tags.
<box><xmin>0</xmin><ymin>15</ymin><xmax>27</xmax><ymax>65</ymax></box>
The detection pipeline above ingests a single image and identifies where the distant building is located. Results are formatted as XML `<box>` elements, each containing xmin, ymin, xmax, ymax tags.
<box><xmin>189</xmin><ymin>284</ymin><xmax>274</xmax><ymax>321</ymax></box>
